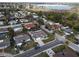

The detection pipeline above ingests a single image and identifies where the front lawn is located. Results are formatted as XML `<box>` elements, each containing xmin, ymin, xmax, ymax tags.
<box><xmin>55</xmin><ymin>30</ymin><xmax>65</xmax><ymax>36</ymax></box>
<box><xmin>43</xmin><ymin>34</ymin><xmax>55</xmax><ymax>43</ymax></box>
<box><xmin>53</xmin><ymin>46</ymin><xmax>78</xmax><ymax>57</ymax></box>
<box><xmin>25</xmin><ymin>41</ymin><xmax>37</xmax><ymax>50</ymax></box>
<box><xmin>35</xmin><ymin>52</ymin><xmax>49</xmax><ymax>57</ymax></box>
<box><xmin>4</xmin><ymin>41</ymin><xmax>36</xmax><ymax>54</ymax></box>
<box><xmin>66</xmin><ymin>35</ymin><xmax>77</xmax><ymax>43</ymax></box>
<box><xmin>4</xmin><ymin>46</ymin><xmax>19</xmax><ymax>55</ymax></box>
<box><xmin>52</xmin><ymin>45</ymin><xmax>65</xmax><ymax>53</ymax></box>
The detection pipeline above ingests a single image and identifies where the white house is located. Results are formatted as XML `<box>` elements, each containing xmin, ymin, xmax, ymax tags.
<box><xmin>8</xmin><ymin>20</ymin><xmax>18</xmax><ymax>25</ymax></box>
<box><xmin>0</xmin><ymin>21</ymin><xmax>4</xmax><ymax>25</ymax></box>
<box><xmin>0</xmin><ymin>12</ymin><xmax>4</xmax><ymax>18</ymax></box>
<box><xmin>32</xmin><ymin>13</ymin><xmax>39</xmax><ymax>19</ymax></box>
<box><xmin>28</xmin><ymin>30</ymin><xmax>48</xmax><ymax>41</ymax></box>
<box><xmin>18</xmin><ymin>11</ymin><xmax>26</xmax><ymax>18</ymax></box>
<box><xmin>0</xmin><ymin>28</ymin><xmax>10</xmax><ymax>49</ymax></box>
<box><xmin>20</xmin><ymin>19</ymin><xmax>28</xmax><ymax>23</ymax></box>
<box><xmin>61</xmin><ymin>26</ymin><xmax>73</xmax><ymax>35</ymax></box>
<box><xmin>12</xmin><ymin>25</ymin><xmax>23</xmax><ymax>32</ymax></box>
<box><xmin>14</xmin><ymin>34</ymin><xmax>31</xmax><ymax>46</ymax></box>
<box><xmin>40</xmin><ymin>25</ymin><xmax>53</xmax><ymax>34</ymax></box>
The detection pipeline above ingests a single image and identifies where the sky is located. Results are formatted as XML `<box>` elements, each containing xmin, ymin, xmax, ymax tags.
<box><xmin>0</xmin><ymin>0</ymin><xmax>79</xmax><ymax>3</ymax></box>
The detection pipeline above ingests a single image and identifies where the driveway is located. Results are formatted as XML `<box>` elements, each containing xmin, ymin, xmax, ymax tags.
<box><xmin>35</xmin><ymin>38</ymin><xmax>45</xmax><ymax>46</ymax></box>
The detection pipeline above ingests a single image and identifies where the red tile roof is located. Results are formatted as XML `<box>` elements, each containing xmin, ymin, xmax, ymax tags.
<box><xmin>24</xmin><ymin>23</ymin><xmax>35</xmax><ymax>29</ymax></box>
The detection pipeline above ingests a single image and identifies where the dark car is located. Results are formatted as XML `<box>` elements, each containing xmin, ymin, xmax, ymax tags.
<box><xmin>34</xmin><ymin>46</ymin><xmax>40</xmax><ymax>50</ymax></box>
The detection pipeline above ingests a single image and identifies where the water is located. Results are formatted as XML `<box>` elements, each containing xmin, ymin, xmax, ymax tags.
<box><xmin>37</xmin><ymin>4</ymin><xmax>73</xmax><ymax>10</ymax></box>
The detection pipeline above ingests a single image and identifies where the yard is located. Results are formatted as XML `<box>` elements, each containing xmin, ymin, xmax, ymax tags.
<box><xmin>35</xmin><ymin>52</ymin><xmax>49</xmax><ymax>57</ymax></box>
<box><xmin>43</xmin><ymin>34</ymin><xmax>55</xmax><ymax>43</ymax></box>
<box><xmin>52</xmin><ymin>44</ymin><xmax>78</xmax><ymax>57</ymax></box>
<box><xmin>52</xmin><ymin>45</ymin><xmax>65</xmax><ymax>53</ymax></box>
<box><xmin>66</xmin><ymin>35</ymin><xmax>77</xmax><ymax>43</ymax></box>
<box><xmin>53</xmin><ymin>46</ymin><xmax>78</xmax><ymax>57</ymax></box>
<box><xmin>24</xmin><ymin>41</ymin><xmax>37</xmax><ymax>50</ymax></box>
<box><xmin>18</xmin><ymin>40</ymin><xmax>37</xmax><ymax>51</ymax></box>
<box><xmin>55</xmin><ymin>30</ymin><xmax>65</xmax><ymax>36</ymax></box>
<box><xmin>4</xmin><ymin>46</ymin><xmax>19</xmax><ymax>55</ymax></box>
<box><xmin>2</xmin><ymin>40</ymin><xmax>36</xmax><ymax>55</ymax></box>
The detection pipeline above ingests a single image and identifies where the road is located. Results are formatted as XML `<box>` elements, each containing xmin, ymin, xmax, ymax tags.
<box><xmin>15</xmin><ymin>39</ymin><xmax>62</xmax><ymax>57</ymax></box>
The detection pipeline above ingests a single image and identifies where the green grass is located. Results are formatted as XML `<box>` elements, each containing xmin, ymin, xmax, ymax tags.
<box><xmin>66</xmin><ymin>35</ymin><xmax>77</xmax><ymax>43</ymax></box>
<box><xmin>26</xmin><ymin>41</ymin><xmax>36</xmax><ymax>50</ymax></box>
<box><xmin>35</xmin><ymin>52</ymin><xmax>49</xmax><ymax>57</ymax></box>
<box><xmin>4</xmin><ymin>46</ymin><xmax>19</xmax><ymax>54</ymax></box>
<box><xmin>43</xmin><ymin>34</ymin><xmax>55</xmax><ymax>43</ymax></box>
<box><xmin>4</xmin><ymin>41</ymin><xmax>36</xmax><ymax>54</ymax></box>
<box><xmin>52</xmin><ymin>45</ymin><xmax>65</xmax><ymax>53</ymax></box>
<box><xmin>55</xmin><ymin>30</ymin><xmax>65</xmax><ymax>36</ymax></box>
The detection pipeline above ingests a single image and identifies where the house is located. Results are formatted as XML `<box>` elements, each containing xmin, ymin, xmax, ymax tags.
<box><xmin>0</xmin><ymin>21</ymin><xmax>4</xmax><ymax>25</ymax></box>
<box><xmin>45</xmin><ymin>21</ymin><xmax>62</xmax><ymax>30</ymax></box>
<box><xmin>46</xmin><ymin>21</ymin><xmax>54</xmax><ymax>25</ymax></box>
<box><xmin>0</xmin><ymin>12</ymin><xmax>4</xmax><ymax>18</ymax></box>
<box><xmin>0</xmin><ymin>12</ymin><xmax>4</xmax><ymax>20</ymax></box>
<box><xmin>0</xmin><ymin>28</ymin><xmax>10</xmax><ymax>49</ymax></box>
<box><xmin>18</xmin><ymin>11</ymin><xmax>26</xmax><ymax>18</ymax></box>
<box><xmin>42</xmin><ymin>18</ymin><xmax>47</xmax><ymax>24</ymax></box>
<box><xmin>75</xmin><ymin>35</ymin><xmax>79</xmax><ymax>40</ymax></box>
<box><xmin>41</xmin><ymin>25</ymin><xmax>53</xmax><ymax>34</ymax></box>
<box><xmin>61</xmin><ymin>26</ymin><xmax>73</xmax><ymax>35</ymax></box>
<box><xmin>0</xmin><ymin>28</ymin><xmax>9</xmax><ymax>39</ymax></box>
<box><xmin>0</xmin><ymin>39</ymin><xmax>10</xmax><ymax>49</ymax></box>
<box><xmin>9</xmin><ymin>16</ymin><xmax>15</xmax><ymax>20</ymax></box>
<box><xmin>8</xmin><ymin>20</ymin><xmax>18</xmax><ymax>25</ymax></box>
<box><xmin>28</xmin><ymin>30</ymin><xmax>48</xmax><ymax>41</ymax></box>
<box><xmin>12</xmin><ymin>25</ymin><xmax>23</xmax><ymax>32</ymax></box>
<box><xmin>23</xmin><ymin>22</ymin><xmax>35</xmax><ymax>30</ymax></box>
<box><xmin>14</xmin><ymin>12</ymin><xmax>20</xmax><ymax>18</ymax></box>
<box><xmin>14</xmin><ymin>34</ymin><xmax>31</xmax><ymax>46</ymax></box>
<box><xmin>20</xmin><ymin>19</ymin><xmax>29</xmax><ymax>23</ymax></box>
<box><xmin>32</xmin><ymin>13</ymin><xmax>39</xmax><ymax>19</ymax></box>
<box><xmin>27</xmin><ymin>12</ymin><xmax>31</xmax><ymax>15</ymax></box>
<box><xmin>0</xmin><ymin>28</ymin><xmax>9</xmax><ymax>35</ymax></box>
<box><xmin>23</xmin><ymin>20</ymin><xmax>39</xmax><ymax>30</ymax></box>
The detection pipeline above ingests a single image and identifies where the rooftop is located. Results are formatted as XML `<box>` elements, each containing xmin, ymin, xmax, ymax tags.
<box><xmin>0</xmin><ymin>28</ymin><xmax>8</xmax><ymax>34</ymax></box>
<box><xmin>14</xmin><ymin>34</ymin><xmax>31</xmax><ymax>45</ymax></box>
<box><xmin>24</xmin><ymin>22</ymin><xmax>35</xmax><ymax>29</ymax></box>
<box><xmin>28</xmin><ymin>30</ymin><xmax>47</xmax><ymax>39</ymax></box>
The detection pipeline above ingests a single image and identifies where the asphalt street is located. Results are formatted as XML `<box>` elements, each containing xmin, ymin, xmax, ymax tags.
<box><xmin>15</xmin><ymin>39</ymin><xmax>62</xmax><ymax>57</ymax></box>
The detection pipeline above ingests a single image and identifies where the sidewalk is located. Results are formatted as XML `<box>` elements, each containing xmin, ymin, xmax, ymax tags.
<box><xmin>0</xmin><ymin>53</ymin><xmax>13</xmax><ymax>57</ymax></box>
<box><xmin>55</xmin><ymin>33</ymin><xmax>66</xmax><ymax>42</ymax></box>
<box><xmin>34</xmin><ymin>38</ymin><xmax>55</xmax><ymax>57</ymax></box>
<box><xmin>68</xmin><ymin>41</ymin><xmax>79</xmax><ymax>53</ymax></box>
<box><xmin>36</xmin><ymin>38</ymin><xmax>45</xmax><ymax>46</ymax></box>
<box><xmin>45</xmin><ymin>48</ymin><xmax>55</xmax><ymax>57</ymax></box>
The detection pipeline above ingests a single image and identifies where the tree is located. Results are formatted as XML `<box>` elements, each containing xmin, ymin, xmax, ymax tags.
<box><xmin>22</xmin><ymin>25</ymin><xmax>28</xmax><ymax>33</ymax></box>
<box><xmin>47</xmin><ymin>13</ymin><xmax>64</xmax><ymax>23</ymax></box>
<box><xmin>37</xmin><ymin>11</ymin><xmax>43</xmax><ymax>16</ymax></box>
<box><xmin>19</xmin><ymin>5</ymin><xmax>24</xmax><ymax>9</ymax></box>
<box><xmin>37</xmin><ymin>19</ymin><xmax>44</xmax><ymax>25</ymax></box>
<box><xmin>21</xmin><ymin>40</ymin><xmax>27</xmax><ymax>50</ymax></box>
<box><xmin>68</xmin><ymin>13</ymin><xmax>78</xmax><ymax>20</ymax></box>
<box><xmin>8</xmin><ymin>28</ymin><xmax>16</xmax><ymax>48</ymax></box>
